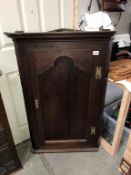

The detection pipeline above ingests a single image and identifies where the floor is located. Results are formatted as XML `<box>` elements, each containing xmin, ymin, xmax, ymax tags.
<box><xmin>11</xmin><ymin>139</ymin><xmax>127</xmax><ymax>175</ymax></box>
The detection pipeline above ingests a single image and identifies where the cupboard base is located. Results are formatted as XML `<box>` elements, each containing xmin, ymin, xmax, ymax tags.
<box><xmin>31</xmin><ymin>146</ymin><xmax>99</xmax><ymax>153</ymax></box>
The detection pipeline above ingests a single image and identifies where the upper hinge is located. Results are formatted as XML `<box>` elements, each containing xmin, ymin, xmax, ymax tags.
<box><xmin>91</xmin><ymin>126</ymin><xmax>96</xmax><ymax>135</ymax></box>
<box><xmin>34</xmin><ymin>99</ymin><xmax>39</xmax><ymax>109</ymax></box>
<box><xmin>95</xmin><ymin>66</ymin><xmax>102</xmax><ymax>80</ymax></box>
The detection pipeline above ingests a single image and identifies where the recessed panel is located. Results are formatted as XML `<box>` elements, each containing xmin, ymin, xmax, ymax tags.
<box><xmin>38</xmin><ymin>56</ymin><xmax>90</xmax><ymax>140</ymax></box>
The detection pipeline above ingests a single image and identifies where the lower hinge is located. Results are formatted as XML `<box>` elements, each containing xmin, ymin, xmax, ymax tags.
<box><xmin>91</xmin><ymin>126</ymin><xmax>96</xmax><ymax>135</ymax></box>
<box><xmin>95</xmin><ymin>66</ymin><xmax>102</xmax><ymax>80</ymax></box>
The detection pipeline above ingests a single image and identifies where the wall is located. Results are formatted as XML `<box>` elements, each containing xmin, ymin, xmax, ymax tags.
<box><xmin>78</xmin><ymin>0</ymin><xmax>131</xmax><ymax>34</ymax></box>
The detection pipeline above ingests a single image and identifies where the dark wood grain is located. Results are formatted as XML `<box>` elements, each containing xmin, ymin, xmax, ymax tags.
<box><xmin>0</xmin><ymin>94</ymin><xmax>22</xmax><ymax>175</ymax></box>
<box><xmin>5</xmin><ymin>30</ymin><xmax>115</xmax><ymax>152</ymax></box>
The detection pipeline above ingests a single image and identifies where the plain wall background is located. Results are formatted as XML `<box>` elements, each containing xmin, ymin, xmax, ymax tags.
<box><xmin>78</xmin><ymin>0</ymin><xmax>131</xmax><ymax>34</ymax></box>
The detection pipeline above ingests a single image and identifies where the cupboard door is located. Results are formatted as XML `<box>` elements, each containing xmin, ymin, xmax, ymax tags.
<box><xmin>27</xmin><ymin>45</ymin><xmax>96</xmax><ymax>147</ymax></box>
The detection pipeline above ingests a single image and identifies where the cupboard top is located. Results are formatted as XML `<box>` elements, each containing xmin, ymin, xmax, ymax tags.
<box><xmin>5</xmin><ymin>30</ymin><xmax>115</xmax><ymax>41</ymax></box>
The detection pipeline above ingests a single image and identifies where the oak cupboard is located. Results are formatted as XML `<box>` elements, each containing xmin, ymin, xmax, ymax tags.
<box><xmin>6</xmin><ymin>29</ymin><xmax>114</xmax><ymax>152</ymax></box>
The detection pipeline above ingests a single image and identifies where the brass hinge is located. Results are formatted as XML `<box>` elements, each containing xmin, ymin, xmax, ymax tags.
<box><xmin>34</xmin><ymin>99</ymin><xmax>39</xmax><ymax>109</ymax></box>
<box><xmin>95</xmin><ymin>66</ymin><xmax>102</xmax><ymax>80</ymax></box>
<box><xmin>91</xmin><ymin>127</ymin><xmax>96</xmax><ymax>135</ymax></box>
